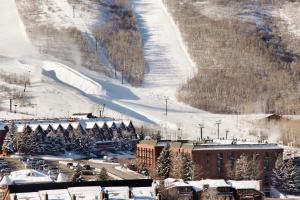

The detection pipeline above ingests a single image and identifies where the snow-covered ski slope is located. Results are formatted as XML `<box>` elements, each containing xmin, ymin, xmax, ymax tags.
<box><xmin>133</xmin><ymin>0</ymin><xmax>197</xmax><ymax>88</ymax></box>
<box><xmin>0</xmin><ymin>0</ymin><xmax>272</xmax><ymax>141</ymax></box>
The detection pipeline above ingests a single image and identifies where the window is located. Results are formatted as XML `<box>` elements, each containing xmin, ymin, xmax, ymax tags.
<box><xmin>217</xmin><ymin>153</ymin><xmax>224</xmax><ymax>177</ymax></box>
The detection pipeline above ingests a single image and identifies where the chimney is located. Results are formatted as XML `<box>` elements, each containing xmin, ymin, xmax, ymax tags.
<box><xmin>72</xmin><ymin>194</ymin><xmax>76</xmax><ymax>200</ymax></box>
<box><xmin>129</xmin><ymin>188</ymin><xmax>132</xmax><ymax>198</ymax></box>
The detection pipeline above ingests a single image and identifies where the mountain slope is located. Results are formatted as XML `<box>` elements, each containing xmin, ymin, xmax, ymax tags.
<box><xmin>0</xmin><ymin>0</ymin><xmax>275</xmax><ymax>141</ymax></box>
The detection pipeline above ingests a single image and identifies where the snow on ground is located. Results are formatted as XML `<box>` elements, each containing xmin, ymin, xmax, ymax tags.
<box><xmin>277</xmin><ymin>2</ymin><xmax>300</xmax><ymax>37</ymax></box>
<box><xmin>42</xmin><ymin>61</ymin><xmax>103</xmax><ymax>95</ymax></box>
<box><xmin>0</xmin><ymin>0</ymin><xmax>274</xmax><ymax>141</ymax></box>
<box><xmin>0</xmin><ymin>0</ymin><xmax>36</xmax><ymax>58</ymax></box>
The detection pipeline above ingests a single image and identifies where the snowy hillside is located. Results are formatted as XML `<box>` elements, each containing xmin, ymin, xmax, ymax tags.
<box><xmin>0</xmin><ymin>0</ymin><xmax>273</xmax><ymax>141</ymax></box>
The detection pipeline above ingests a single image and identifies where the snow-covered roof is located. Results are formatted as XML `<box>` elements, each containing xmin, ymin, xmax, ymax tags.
<box><xmin>0</xmin><ymin>175</ymin><xmax>12</xmax><ymax>186</ymax></box>
<box><xmin>60</xmin><ymin>122</ymin><xmax>70</xmax><ymax>130</ymax></box>
<box><xmin>85</xmin><ymin>121</ymin><xmax>96</xmax><ymax>129</ymax></box>
<box><xmin>104</xmin><ymin>187</ymin><xmax>129</xmax><ymax>199</ymax></box>
<box><xmin>11</xmin><ymin>118</ymin><xmax>134</xmax><ymax>133</ymax></box>
<box><xmin>106</xmin><ymin>121</ymin><xmax>115</xmax><ymax>128</ymax></box>
<box><xmin>28</xmin><ymin>124</ymin><xmax>39</xmax><ymax>132</ymax></box>
<box><xmin>96</xmin><ymin>121</ymin><xmax>106</xmax><ymax>128</ymax></box>
<box><xmin>68</xmin><ymin>186</ymin><xmax>102</xmax><ymax>199</ymax></box>
<box><xmin>10</xmin><ymin>192</ymin><xmax>40</xmax><ymax>200</ymax></box>
<box><xmin>70</xmin><ymin>122</ymin><xmax>80</xmax><ymax>129</ymax></box>
<box><xmin>39</xmin><ymin>124</ymin><xmax>49</xmax><ymax>131</ymax></box>
<box><xmin>39</xmin><ymin>189</ymin><xmax>72</xmax><ymax>200</ymax></box>
<box><xmin>188</xmin><ymin>179</ymin><xmax>230</xmax><ymax>191</ymax></box>
<box><xmin>228</xmin><ymin>180</ymin><xmax>261</xmax><ymax>190</ymax></box>
<box><xmin>123</xmin><ymin>120</ymin><xmax>132</xmax><ymax>127</ymax></box>
<box><xmin>114</xmin><ymin>121</ymin><xmax>124</xmax><ymax>128</ymax></box>
<box><xmin>16</xmin><ymin>124</ymin><xmax>25</xmax><ymax>132</ymax></box>
<box><xmin>9</xmin><ymin>169</ymin><xmax>53</xmax><ymax>185</ymax></box>
<box><xmin>131</xmin><ymin>187</ymin><xmax>155</xmax><ymax>199</ymax></box>
<box><xmin>50</xmin><ymin>123</ymin><xmax>60</xmax><ymax>130</ymax></box>
<box><xmin>56</xmin><ymin>173</ymin><xmax>68</xmax><ymax>182</ymax></box>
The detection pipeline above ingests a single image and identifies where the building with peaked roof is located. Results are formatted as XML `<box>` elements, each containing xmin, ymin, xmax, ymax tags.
<box><xmin>136</xmin><ymin>140</ymin><xmax>283</xmax><ymax>193</ymax></box>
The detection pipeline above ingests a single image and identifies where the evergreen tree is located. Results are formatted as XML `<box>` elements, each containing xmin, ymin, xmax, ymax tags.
<box><xmin>283</xmin><ymin>159</ymin><xmax>297</xmax><ymax>193</ymax></box>
<box><xmin>156</xmin><ymin>144</ymin><xmax>171</xmax><ymax>179</ymax></box>
<box><xmin>272</xmin><ymin>155</ymin><xmax>297</xmax><ymax>193</ymax></box>
<box><xmin>17</xmin><ymin>126</ymin><xmax>32</xmax><ymax>154</ymax></box>
<box><xmin>249</xmin><ymin>155</ymin><xmax>262</xmax><ymax>180</ymax></box>
<box><xmin>97</xmin><ymin>167</ymin><xmax>109</xmax><ymax>181</ymax></box>
<box><xmin>234</xmin><ymin>154</ymin><xmax>251</xmax><ymax>180</ymax></box>
<box><xmin>181</xmin><ymin>153</ymin><xmax>193</xmax><ymax>181</ymax></box>
<box><xmin>272</xmin><ymin>154</ymin><xmax>285</xmax><ymax>190</ymax></box>
<box><xmin>170</xmin><ymin>153</ymin><xmax>182</xmax><ymax>179</ymax></box>
<box><xmin>2</xmin><ymin>122</ymin><xmax>17</xmax><ymax>153</ymax></box>
<box><xmin>225</xmin><ymin>161</ymin><xmax>235</xmax><ymax>180</ymax></box>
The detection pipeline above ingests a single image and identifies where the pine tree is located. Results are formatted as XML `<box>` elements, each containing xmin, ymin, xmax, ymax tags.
<box><xmin>272</xmin><ymin>154</ymin><xmax>285</xmax><ymax>191</ymax></box>
<box><xmin>2</xmin><ymin>122</ymin><xmax>17</xmax><ymax>153</ymax></box>
<box><xmin>225</xmin><ymin>161</ymin><xmax>235</xmax><ymax>180</ymax></box>
<box><xmin>170</xmin><ymin>153</ymin><xmax>182</xmax><ymax>179</ymax></box>
<box><xmin>283</xmin><ymin>159</ymin><xmax>297</xmax><ymax>193</ymax></box>
<box><xmin>17</xmin><ymin>126</ymin><xmax>32</xmax><ymax>154</ymax></box>
<box><xmin>97</xmin><ymin>167</ymin><xmax>109</xmax><ymax>181</ymax></box>
<box><xmin>193</xmin><ymin>164</ymin><xmax>204</xmax><ymax>180</ymax></box>
<box><xmin>156</xmin><ymin>144</ymin><xmax>171</xmax><ymax>179</ymax></box>
<box><xmin>272</xmin><ymin>155</ymin><xmax>297</xmax><ymax>193</ymax></box>
<box><xmin>249</xmin><ymin>155</ymin><xmax>262</xmax><ymax>180</ymax></box>
<box><xmin>181</xmin><ymin>153</ymin><xmax>193</xmax><ymax>181</ymax></box>
<box><xmin>234</xmin><ymin>154</ymin><xmax>251</xmax><ymax>180</ymax></box>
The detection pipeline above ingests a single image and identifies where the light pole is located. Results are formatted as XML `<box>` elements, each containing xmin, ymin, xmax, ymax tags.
<box><xmin>164</xmin><ymin>96</ymin><xmax>169</xmax><ymax>116</ymax></box>
<box><xmin>102</xmin><ymin>103</ymin><xmax>106</xmax><ymax>117</ymax></box>
<box><xmin>199</xmin><ymin>123</ymin><xmax>204</xmax><ymax>141</ymax></box>
<box><xmin>216</xmin><ymin>120</ymin><xmax>221</xmax><ymax>139</ymax></box>
<box><xmin>225</xmin><ymin>129</ymin><xmax>229</xmax><ymax>140</ymax></box>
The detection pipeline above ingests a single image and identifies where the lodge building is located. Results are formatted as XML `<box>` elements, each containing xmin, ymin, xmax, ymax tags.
<box><xmin>136</xmin><ymin>140</ymin><xmax>283</xmax><ymax>193</ymax></box>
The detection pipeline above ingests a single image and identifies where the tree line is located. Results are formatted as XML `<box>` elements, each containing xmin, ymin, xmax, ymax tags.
<box><xmin>164</xmin><ymin>0</ymin><xmax>300</xmax><ymax>114</ymax></box>
<box><xmin>93</xmin><ymin>0</ymin><xmax>147</xmax><ymax>86</ymax></box>
<box><xmin>2</xmin><ymin>122</ymin><xmax>136</xmax><ymax>156</ymax></box>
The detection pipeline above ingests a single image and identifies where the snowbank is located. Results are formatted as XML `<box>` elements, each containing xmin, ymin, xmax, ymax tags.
<box><xmin>42</xmin><ymin>61</ymin><xmax>103</xmax><ymax>95</ymax></box>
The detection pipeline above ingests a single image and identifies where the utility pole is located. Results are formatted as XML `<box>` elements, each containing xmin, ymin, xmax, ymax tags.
<box><xmin>225</xmin><ymin>129</ymin><xmax>229</xmax><ymax>140</ymax></box>
<box><xmin>164</xmin><ymin>96</ymin><xmax>169</xmax><ymax>116</ymax></box>
<box><xmin>73</xmin><ymin>5</ymin><xmax>75</xmax><ymax>18</ymax></box>
<box><xmin>121</xmin><ymin>69</ymin><xmax>124</xmax><ymax>84</ymax></box>
<box><xmin>96</xmin><ymin>38</ymin><xmax>98</xmax><ymax>51</ymax></box>
<box><xmin>9</xmin><ymin>99</ymin><xmax>12</xmax><ymax>113</ymax></box>
<box><xmin>216</xmin><ymin>120</ymin><xmax>221</xmax><ymax>139</ymax></box>
<box><xmin>199</xmin><ymin>123</ymin><xmax>204</xmax><ymax>141</ymax></box>
<box><xmin>102</xmin><ymin>104</ymin><xmax>106</xmax><ymax>117</ymax></box>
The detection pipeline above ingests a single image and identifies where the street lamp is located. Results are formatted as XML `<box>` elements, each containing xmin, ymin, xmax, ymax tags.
<box><xmin>198</xmin><ymin>123</ymin><xmax>204</xmax><ymax>140</ymax></box>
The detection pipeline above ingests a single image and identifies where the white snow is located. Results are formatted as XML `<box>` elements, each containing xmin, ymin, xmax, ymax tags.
<box><xmin>0</xmin><ymin>0</ymin><xmax>280</xmax><ymax>142</ymax></box>
<box><xmin>39</xmin><ymin>189</ymin><xmax>72</xmax><ymax>200</ymax></box>
<box><xmin>9</xmin><ymin>169</ymin><xmax>53</xmax><ymax>184</ymax></box>
<box><xmin>0</xmin><ymin>0</ymin><xmax>36</xmax><ymax>58</ymax></box>
<box><xmin>68</xmin><ymin>186</ymin><xmax>102</xmax><ymax>200</ymax></box>
<box><xmin>228</xmin><ymin>180</ymin><xmax>261</xmax><ymax>190</ymax></box>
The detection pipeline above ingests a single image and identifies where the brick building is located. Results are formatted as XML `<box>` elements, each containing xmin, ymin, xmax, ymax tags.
<box><xmin>136</xmin><ymin>140</ymin><xmax>283</xmax><ymax>192</ymax></box>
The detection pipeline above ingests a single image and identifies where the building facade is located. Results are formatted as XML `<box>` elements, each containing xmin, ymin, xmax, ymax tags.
<box><xmin>136</xmin><ymin>140</ymin><xmax>283</xmax><ymax>192</ymax></box>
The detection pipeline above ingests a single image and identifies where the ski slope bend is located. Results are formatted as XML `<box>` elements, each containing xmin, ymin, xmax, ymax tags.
<box><xmin>42</xmin><ymin>61</ymin><xmax>103</xmax><ymax>95</ymax></box>
<box><xmin>133</xmin><ymin>0</ymin><xmax>196</xmax><ymax>89</ymax></box>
